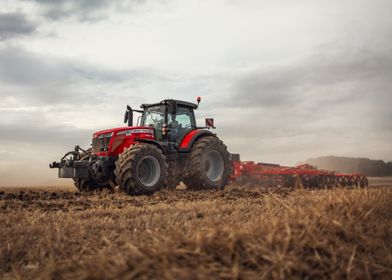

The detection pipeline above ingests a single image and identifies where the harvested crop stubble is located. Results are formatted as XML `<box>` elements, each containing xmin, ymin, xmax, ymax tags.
<box><xmin>0</xmin><ymin>186</ymin><xmax>391</xmax><ymax>279</ymax></box>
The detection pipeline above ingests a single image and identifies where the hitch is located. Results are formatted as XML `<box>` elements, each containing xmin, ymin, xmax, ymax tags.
<box><xmin>49</xmin><ymin>161</ymin><xmax>61</xmax><ymax>168</ymax></box>
<box><xmin>49</xmin><ymin>145</ymin><xmax>90</xmax><ymax>178</ymax></box>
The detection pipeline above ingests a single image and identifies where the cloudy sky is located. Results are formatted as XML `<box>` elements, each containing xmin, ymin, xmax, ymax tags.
<box><xmin>0</xmin><ymin>0</ymin><xmax>391</xmax><ymax>186</ymax></box>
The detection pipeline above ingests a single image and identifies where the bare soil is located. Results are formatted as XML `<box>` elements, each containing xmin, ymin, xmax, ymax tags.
<box><xmin>0</xmin><ymin>185</ymin><xmax>391</xmax><ymax>279</ymax></box>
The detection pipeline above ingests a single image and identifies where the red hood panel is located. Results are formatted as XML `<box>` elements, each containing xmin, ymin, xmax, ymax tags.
<box><xmin>93</xmin><ymin>126</ymin><xmax>152</xmax><ymax>137</ymax></box>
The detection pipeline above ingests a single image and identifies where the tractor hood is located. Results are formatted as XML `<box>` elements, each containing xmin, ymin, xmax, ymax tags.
<box><xmin>93</xmin><ymin>126</ymin><xmax>153</xmax><ymax>138</ymax></box>
<box><xmin>91</xmin><ymin>126</ymin><xmax>155</xmax><ymax>156</ymax></box>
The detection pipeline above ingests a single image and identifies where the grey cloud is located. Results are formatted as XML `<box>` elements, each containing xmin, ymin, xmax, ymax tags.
<box><xmin>210</xmin><ymin>47</ymin><xmax>392</xmax><ymax>163</ymax></box>
<box><xmin>0</xmin><ymin>13</ymin><xmax>37</xmax><ymax>40</ymax></box>
<box><xmin>0</xmin><ymin>47</ymin><xmax>68</xmax><ymax>86</ymax></box>
<box><xmin>234</xmin><ymin>69</ymin><xmax>300</xmax><ymax>107</ymax></box>
<box><xmin>231</xmin><ymin>48</ymin><xmax>392</xmax><ymax>109</ymax></box>
<box><xmin>0</xmin><ymin>47</ymin><xmax>163</xmax><ymax>105</ymax></box>
<box><xmin>24</xmin><ymin>0</ymin><xmax>146</xmax><ymax>21</ymax></box>
<box><xmin>0</xmin><ymin>47</ymin><xmax>94</xmax><ymax>105</ymax></box>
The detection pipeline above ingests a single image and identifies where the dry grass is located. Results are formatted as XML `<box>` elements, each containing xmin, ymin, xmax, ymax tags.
<box><xmin>0</xmin><ymin>185</ymin><xmax>391</xmax><ymax>279</ymax></box>
<box><xmin>368</xmin><ymin>176</ymin><xmax>392</xmax><ymax>186</ymax></box>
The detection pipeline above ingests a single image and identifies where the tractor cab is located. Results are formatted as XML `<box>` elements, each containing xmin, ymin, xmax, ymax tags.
<box><xmin>125</xmin><ymin>99</ymin><xmax>199</xmax><ymax>144</ymax></box>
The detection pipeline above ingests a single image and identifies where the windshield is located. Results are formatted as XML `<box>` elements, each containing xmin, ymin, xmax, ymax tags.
<box><xmin>141</xmin><ymin>105</ymin><xmax>165</xmax><ymax>128</ymax></box>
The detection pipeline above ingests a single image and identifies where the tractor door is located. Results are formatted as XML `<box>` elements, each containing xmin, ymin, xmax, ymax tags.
<box><xmin>140</xmin><ymin>105</ymin><xmax>166</xmax><ymax>141</ymax></box>
<box><xmin>168</xmin><ymin>105</ymin><xmax>196</xmax><ymax>143</ymax></box>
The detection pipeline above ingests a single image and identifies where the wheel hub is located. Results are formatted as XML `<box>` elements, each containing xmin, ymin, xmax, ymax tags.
<box><xmin>137</xmin><ymin>156</ymin><xmax>161</xmax><ymax>187</ymax></box>
<box><xmin>205</xmin><ymin>150</ymin><xmax>224</xmax><ymax>182</ymax></box>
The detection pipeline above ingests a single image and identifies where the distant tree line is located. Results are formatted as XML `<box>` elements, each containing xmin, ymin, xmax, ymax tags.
<box><xmin>304</xmin><ymin>156</ymin><xmax>392</xmax><ymax>176</ymax></box>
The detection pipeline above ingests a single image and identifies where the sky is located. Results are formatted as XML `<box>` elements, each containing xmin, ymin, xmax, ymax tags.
<box><xmin>0</xmin><ymin>0</ymin><xmax>391</xmax><ymax>186</ymax></box>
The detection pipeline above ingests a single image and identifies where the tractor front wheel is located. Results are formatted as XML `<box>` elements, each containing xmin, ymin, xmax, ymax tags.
<box><xmin>115</xmin><ymin>144</ymin><xmax>168</xmax><ymax>195</ymax></box>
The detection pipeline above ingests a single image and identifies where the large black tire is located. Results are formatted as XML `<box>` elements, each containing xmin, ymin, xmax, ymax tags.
<box><xmin>183</xmin><ymin>136</ymin><xmax>231</xmax><ymax>190</ymax></box>
<box><xmin>73</xmin><ymin>149</ymin><xmax>112</xmax><ymax>192</ymax></box>
<box><xmin>115</xmin><ymin>144</ymin><xmax>168</xmax><ymax>195</ymax></box>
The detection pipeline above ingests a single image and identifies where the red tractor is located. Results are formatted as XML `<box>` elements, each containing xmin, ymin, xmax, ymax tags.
<box><xmin>50</xmin><ymin>98</ymin><xmax>233</xmax><ymax>194</ymax></box>
<box><xmin>51</xmin><ymin>97</ymin><xmax>368</xmax><ymax>193</ymax></box>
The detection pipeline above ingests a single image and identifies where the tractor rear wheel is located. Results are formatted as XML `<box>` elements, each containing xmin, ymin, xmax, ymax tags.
<box><xmin>115</xmin><ymin>144</ymin><xmax>168</xmax><ymax>195</ymax></box>
<box><xmin>73</xmin><ymin>148</ymin><xmax>112</xmax><ymax>192</ymax></box>
<box><xmin>183</xmin><ymin>136</ymin><xmax>231</xmax><ymax>190</ymax></box>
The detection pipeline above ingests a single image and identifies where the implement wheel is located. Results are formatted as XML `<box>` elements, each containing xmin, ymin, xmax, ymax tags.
<box><xmin>115</xmin><ymin>144</ymin><xmax>168</xmax><ymax>195</ymax></box>
<box><xmin>360</xmin><ymin>176</ymin><xmax>369</xmax><ymax>188</ymax></box>
<box><xmin>73</xmin><ymin>148</ymin><xmax>112</xmax><ymax>192</ymax></box>
<box><xmin>183</xmin><ymin>136</ymin><xmax>231</xmax><ymax>190</ymax></box>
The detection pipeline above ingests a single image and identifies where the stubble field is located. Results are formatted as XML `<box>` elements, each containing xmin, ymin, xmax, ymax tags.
<box><xmin>0</xmin><ymin>184</ymin><xmax>391</xmax><ymax>279</ymax></box>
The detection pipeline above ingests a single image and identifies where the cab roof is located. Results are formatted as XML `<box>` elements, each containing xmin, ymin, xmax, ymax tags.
<box><xmin>141</xmin><ymin>99</ymin><xmax>198</xmax><ymax>109</ymax></box>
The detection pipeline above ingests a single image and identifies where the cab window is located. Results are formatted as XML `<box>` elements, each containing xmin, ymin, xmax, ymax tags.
<box><xmin>168</xmin><ymin>106</ymin><xmax>195</xmax><ymax>128</ymax></box>
<box><xmin>141</xmin><ymin>105</ymin><xmax>165</xmax><ymax>128</ymax></box>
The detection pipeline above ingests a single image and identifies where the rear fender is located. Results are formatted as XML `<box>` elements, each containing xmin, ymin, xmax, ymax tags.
<box><xmin>178</xmin><ymin>129</ymin><xmax>215</xmax><ymax>152</ymax></box>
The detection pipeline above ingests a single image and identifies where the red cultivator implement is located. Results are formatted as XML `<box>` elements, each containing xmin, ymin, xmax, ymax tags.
<box><xmin>231</xmin><ymin>160</ymin><xmax>368</xmax><ymax>188</ymax></box>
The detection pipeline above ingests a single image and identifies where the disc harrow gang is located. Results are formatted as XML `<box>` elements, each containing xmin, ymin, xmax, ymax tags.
<box><xmin>231</xmin><ymin>161</ymin><xmax>368</xmax><ymax>189</ymax></box>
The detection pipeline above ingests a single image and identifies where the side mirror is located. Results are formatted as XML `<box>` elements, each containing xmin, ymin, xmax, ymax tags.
<box><xmin>205</xmin><ymin>118</ymin><xmax>215</xmax><ymax>128</ymax></box>
<box><xmin>124</xmin><ymin>105</ymin><xmax>133</xmax><ymax>126</ymax></box>
<box><xmin>123</xmin><ymin>110</ymin><xmax>128</xmax><ymax>124</ymax></box>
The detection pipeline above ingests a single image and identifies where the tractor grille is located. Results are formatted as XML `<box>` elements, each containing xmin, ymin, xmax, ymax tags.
<box><xmin>92</xmin><ymin>133</ymin><xmax>112</xmax><ymax>152</ymax></box>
